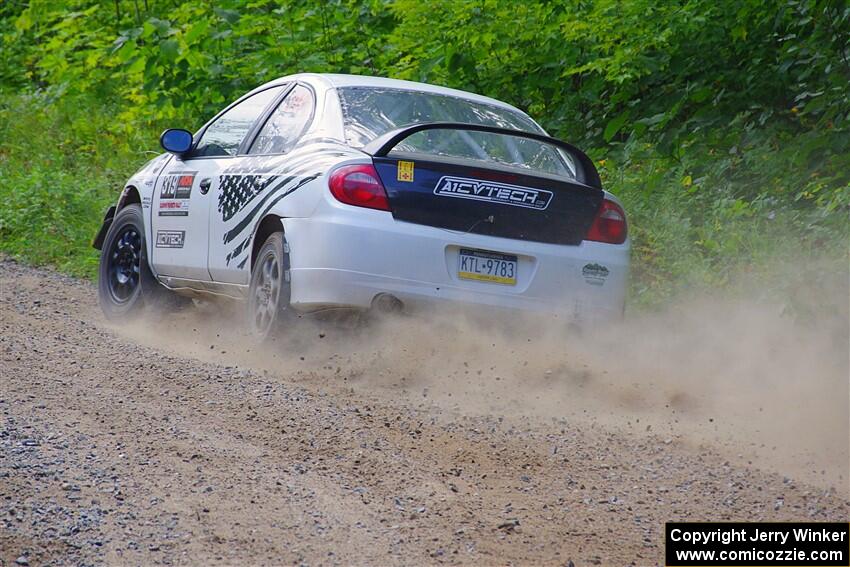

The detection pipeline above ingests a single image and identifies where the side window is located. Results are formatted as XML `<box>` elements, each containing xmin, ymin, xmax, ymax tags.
<box><xmin>249</xmin><ymin>85</ymin><xmax>314</xmax><ymax>155</ymax></box>
<box><xmin>194</xmin><ymin>86</ymin><xmax>284</xmax><ymax>157</ymax></box>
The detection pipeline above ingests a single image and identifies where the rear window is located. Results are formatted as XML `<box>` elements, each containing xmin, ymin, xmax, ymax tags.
<box><xmin>337</xmin><ymin>87</ymin><xmax>575</xmax><ymax>178</ymax></box>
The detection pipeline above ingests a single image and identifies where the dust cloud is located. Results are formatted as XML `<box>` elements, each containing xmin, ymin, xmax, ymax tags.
<box><xmin>118</xmin><ymin>256</ymin><xmax>849</xmax><ymax>492</ymax></box>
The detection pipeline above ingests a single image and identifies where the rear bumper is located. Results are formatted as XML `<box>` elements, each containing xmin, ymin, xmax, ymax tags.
<box><xmin>283</xmin><ymin>207</ymin><xmax>628</xmax><ymax>323</ymax></box>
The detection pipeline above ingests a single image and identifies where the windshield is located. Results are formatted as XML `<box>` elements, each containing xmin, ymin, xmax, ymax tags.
<box><xmin>337</xmin><ymin>87</ymin><xmax>575</xmax><ymax>177</ymax></box>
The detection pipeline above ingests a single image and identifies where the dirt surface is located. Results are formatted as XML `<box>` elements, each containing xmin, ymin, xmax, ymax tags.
<box><xmin>1</xmin><ymin>257</ymin><xmax>848</xmax><ymax>566</ymax></box>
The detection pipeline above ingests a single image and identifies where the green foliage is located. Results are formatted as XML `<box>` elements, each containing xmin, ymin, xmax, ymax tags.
<box><xmin>1</xmin><ymin>0</ymin><xmax>395</xmax><ymax>124</ymax></box>
<box><xmin>0</xmin><ymin>0</ymin><xmax>847</xmax><ymax>304</ymax></box>
<box><xmin>0</xmin><ymin>93</ymin><xmax>158</xmax><ymax>277</ymax></box>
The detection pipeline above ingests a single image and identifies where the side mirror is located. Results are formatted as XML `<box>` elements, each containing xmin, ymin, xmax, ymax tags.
<box><xmin>160</xmin><ymin>129</ymin><xmax>193</xmax><ymax>155</ymax></box>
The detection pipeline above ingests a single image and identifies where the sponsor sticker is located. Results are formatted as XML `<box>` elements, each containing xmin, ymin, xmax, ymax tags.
<box><xmin>160</xmin><ymin>171</ymin><xmax>196</xmax><ymax>199</ymax></box>
<box><xmin>155</xmin><ymin>230</ymin><xmax>185</xmax><ymax>248</ymax></box>
<box><xmin>158</xmin><ymin>171</ymin><xmax>195</xmax><ymax>216</ymax></box>
<box><xmin>158</xmin><ymin>200</ymin><xmax>189</xmax><ymax>217</ymax></box>
<box><xmin>397</xmin><ymin>160</ymin><xmax>414</xmax><ymax>182</ymax></box>
<box><xmin>434</xmin><ymin>175</ymin><xmax>552</xmax><ymax>210</ymax></box>
<box><xmin>582</xmin><ymin>263</ymin><xmax>609</xmax><ymax>286</ymax></box>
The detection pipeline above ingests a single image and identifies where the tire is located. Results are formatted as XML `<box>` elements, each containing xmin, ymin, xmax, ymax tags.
<box><xmin>247</xmin><ymin>232</ymin><xmax>294</xmax><ymax>340</ymax></box>
<box><xmin>97</xmin><ymin>204</ymin><xmax>169</xmax><ymax>321</ymax></box>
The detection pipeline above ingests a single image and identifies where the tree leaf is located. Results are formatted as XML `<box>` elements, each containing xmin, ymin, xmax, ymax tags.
<box><xmin>603</xmin><ymin>110</ymin><xmax>630</xmax><ymax>142</ymax></box>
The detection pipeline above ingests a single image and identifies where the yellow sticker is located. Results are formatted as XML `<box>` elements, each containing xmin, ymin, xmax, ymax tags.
<box><xmin>397</xmin><ymin>160</ymin><xmax>414</xmax><ymax>182</ymax></box>
<box><xmin>458</xmin><ymin>271</ymin><xmax>516</xmax><ymax>285</ymax></box>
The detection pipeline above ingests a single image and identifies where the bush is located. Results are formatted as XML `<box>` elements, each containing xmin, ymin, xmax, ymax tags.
<box><xmin>0</xmin><ymin>92</ymin><xmax>158</xmax><ymax>277</ymax></box>
<box><xmin>0</xmin><ymin>0</ymin><xmax>847</xmax><ymax>305</ymax></box>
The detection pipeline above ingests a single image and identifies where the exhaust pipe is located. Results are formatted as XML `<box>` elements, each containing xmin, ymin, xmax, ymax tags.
<box><xmin>371</xmin><ymin>293</ymin><xmax>403</xmax><ymax>314</ymax></box>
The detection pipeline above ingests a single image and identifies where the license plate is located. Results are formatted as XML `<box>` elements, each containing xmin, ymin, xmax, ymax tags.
<box><xmin>457</xmin><ymin>248</ymin><xmax>517</xmax><ymax>285</ymax></box>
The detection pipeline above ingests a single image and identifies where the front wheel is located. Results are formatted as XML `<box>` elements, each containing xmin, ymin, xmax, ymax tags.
<box><xmin>247</xmin><ymin>232</ymin><xmax>294</xmax><ymax>340</ymax></box>
<box><xmin>97</xmin><ymin>204</ymin><xmax>166</xmax><ymax>321</ymax></box>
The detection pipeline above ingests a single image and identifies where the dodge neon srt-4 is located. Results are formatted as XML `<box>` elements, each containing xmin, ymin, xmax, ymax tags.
<box><xmin>94</xmin><ymin>73</ymin><xmax>629</xmax><ymax>338</ymax></box>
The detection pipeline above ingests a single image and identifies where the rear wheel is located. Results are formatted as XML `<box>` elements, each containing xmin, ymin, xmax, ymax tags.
<box><xmin>247</xmin><ymin>232</ymin><xmax>293</xmax><ymax>340</ymax></box>
<box><xmin>98</xmin><ymin>204</ymin><xmax>173</xmax><ymax>321</ymax></box>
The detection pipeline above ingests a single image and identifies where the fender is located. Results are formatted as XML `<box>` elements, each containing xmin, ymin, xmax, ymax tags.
<box><xmin>93</xmin><ymin>153</ymin><xmax>172</xmax><ymax>251</ymax></box>
<box><xmin>91</xmin><ymin>186</ymin><xmax>140</xmax><ymax>250</ymax></box>
<box><xmin>91</xmin><ymin>205</ymin><xmax>117</xmax><ymax>250</ymax></box>
<box><xmin>212</xmin><ymin>140</ymin><xmax>361</xmax><ymax>275</ymax></box>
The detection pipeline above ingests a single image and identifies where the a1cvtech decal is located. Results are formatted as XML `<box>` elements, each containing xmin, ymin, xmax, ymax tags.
<box><xmin>434</xmin><ymin>175</ymin><xmax>553</xmax><ymax>210</ymax></box>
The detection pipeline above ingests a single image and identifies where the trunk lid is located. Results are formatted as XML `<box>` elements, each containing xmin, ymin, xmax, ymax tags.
<box><xmin>373</xmin><ymin>155</ymin><xmax>603</xmax><ymax>246</ymax></box>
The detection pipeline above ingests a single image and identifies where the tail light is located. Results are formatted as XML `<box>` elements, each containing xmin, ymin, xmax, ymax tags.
<box><xmin>328</xmin><ymin>164</ymin><xmax>390</xmax><ymax>211</ymax></box>
<box><xmin>586</xmin><ymin>199</ymin><xmax>627</xmax><ymax>244</ymax></box>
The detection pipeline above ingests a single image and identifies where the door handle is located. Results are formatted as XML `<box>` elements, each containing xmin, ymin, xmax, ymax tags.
<box><xmin>199</xmin><ymin>178</ymin><xmax>212</xmax><ymax>195</ymax></box>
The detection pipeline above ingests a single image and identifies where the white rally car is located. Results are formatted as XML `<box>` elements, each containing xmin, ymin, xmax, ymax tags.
<box><xmin>94</xmin><ymin>74</ymin><xmax>629</xmax><ymax>337</ymax></box>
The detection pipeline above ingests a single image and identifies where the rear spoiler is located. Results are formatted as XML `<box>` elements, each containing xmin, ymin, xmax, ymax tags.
<box><xmin>361</xmin><ymin>121</ymin><xmax>602</xmax><ymax>189</ymax></box>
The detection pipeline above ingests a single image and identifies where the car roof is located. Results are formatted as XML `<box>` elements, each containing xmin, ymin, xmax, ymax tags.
<box><xmin>267</xmin><ymin>73</ymin><xmax>525</xmax><ymax>114</ymax></box>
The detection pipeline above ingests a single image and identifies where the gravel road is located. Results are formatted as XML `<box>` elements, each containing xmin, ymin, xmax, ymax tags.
<box><xmin>1</xmin><ymin>257</ymin><xmax>847</xmax><ymax>566</ymax></box>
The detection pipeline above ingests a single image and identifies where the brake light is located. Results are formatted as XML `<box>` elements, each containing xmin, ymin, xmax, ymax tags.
<box><xmin>328</xmin><ymin>164</ymin><xmax>390</xmax><ymax>211</ymax></box>
<box><xmin>586</xmin><ymin>199</ymin><xmax>627</xmax><ymax>244</ymax></box>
